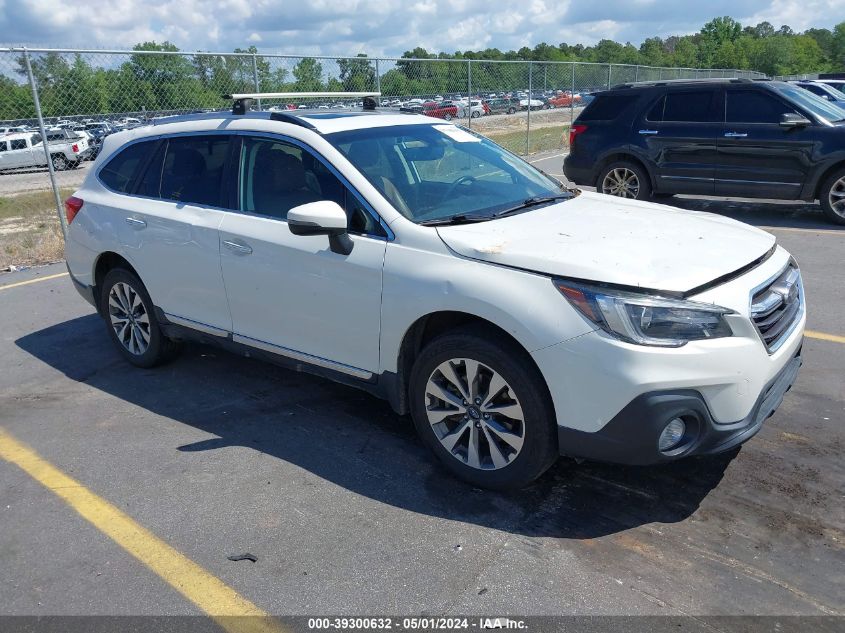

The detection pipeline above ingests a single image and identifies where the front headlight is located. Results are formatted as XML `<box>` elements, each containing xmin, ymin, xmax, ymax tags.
<box><xmin>555</xmin><ymin>279</ymin><xmax>734</xmax><ymax>347</ymax></box>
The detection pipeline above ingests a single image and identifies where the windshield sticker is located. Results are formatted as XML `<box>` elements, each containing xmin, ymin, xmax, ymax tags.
<box><xmin>433</xmin><ymin>125</ymin><xmax>481</xmax><ymax>143</ymax></box>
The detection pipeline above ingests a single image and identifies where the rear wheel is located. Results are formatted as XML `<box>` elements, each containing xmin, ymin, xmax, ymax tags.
<box><xmin>444</xmin><ymin>113</ymin><xmax>453</xmax><ymax>121</ymax></box>
<box><xmin>409</xmin><ymin>327</ymin><xmax>558</xmax><ymax>489</ymax></box>
<box><xmin>597</xmin><ymin>160</ymin><xmax>652</xmax><ymax>200</ymax></box>
<box><xmin>100</xmin><ymin>268</ymin><xmax>181</xmax><ymax>368</ymax></box>
<box><xmin>51</xmin><ymin>154</ymin><xmax>68</xmax><ymax>171</ymax></box>
<box><xmin>507</xmin><ymin>107</ymin><xmax>516</xmax><ymax>114</ymax></box>
<box><xmin>819</xmin><ymin>167</ymin><xmax>845</xmax><ymax>225</ymax></box>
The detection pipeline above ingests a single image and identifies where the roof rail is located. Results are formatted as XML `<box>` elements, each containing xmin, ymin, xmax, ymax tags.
<box><xmin>224</xmin><ymin>92</ymin><xmax>382</xmax><ymax>115</ymax></box>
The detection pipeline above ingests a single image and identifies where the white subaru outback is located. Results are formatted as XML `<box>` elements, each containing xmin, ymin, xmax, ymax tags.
<box><xmin>63</xmin><ymin>93</ymin><xmax>805</xmax><ymax>489</ymax></box>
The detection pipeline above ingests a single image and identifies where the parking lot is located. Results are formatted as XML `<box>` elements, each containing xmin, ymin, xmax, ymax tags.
<box><xmin>0</xmin><ymin>166</ymin><xmax>843</xmax><ymax>624</ymax></box>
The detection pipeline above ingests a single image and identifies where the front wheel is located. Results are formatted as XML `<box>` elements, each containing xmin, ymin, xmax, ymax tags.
<box><xmin>507</xmin><ymin>107</ymin><xmax>516</xmax><ymax>114</ymax></box>
<box><xmin>100</xmin><ymin>268</ymin><xmax>181</xmax><ymax>368</ymax></box>
<box><xmin>596</xmin><ymin>160</ymin><xmax>652</xmax><ymax>200</ymax></box>
<box><xmin>819</xmin><ymin>167</ymin><xmax>845</xmax><ymax>225</ymax></box>
<box><xmin>444</xmin><ymin>113</ymin><xmax>453</xmax><ymax>121</ymax></box>
<box><xmin>409</xmin><ymin>327</ymin><xmax>558</xmax><ymax>489</ymax></box>
<box><xmin>471</xmin><ymin>110</ymin><xmax>480</xmax><ymax>118</ymax></box>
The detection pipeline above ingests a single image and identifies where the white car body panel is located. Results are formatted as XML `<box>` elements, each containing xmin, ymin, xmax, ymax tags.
<box><xmin>436</xmin><ymin>191</ymin><xmax>776</xmax><ymax>293</ymax></box>
<box><xmin>219</xmin><ymin>213</ymin><xmax>386</xmax><ymax>375</ymax></box>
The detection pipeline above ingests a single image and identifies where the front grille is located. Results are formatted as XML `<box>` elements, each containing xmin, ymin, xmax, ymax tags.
<box><xmin>750</xmin><ymin>262</ymin><xmax>803</xmax><ymax>353</ymax></box>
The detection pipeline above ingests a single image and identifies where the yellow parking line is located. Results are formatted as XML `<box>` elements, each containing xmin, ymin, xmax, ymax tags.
<box><xmin>0</xmin><ymin>428</ymin><xmax>285</xmax><ymax>633</ymax></box>
<box><xmin>0</xmin><ymin>271</ymin><xmax>68</xmax><ymax>291</ymax></box>
<box><xmin>806</xmin><ymin>330</ymin><xmax>845</xmax><ymax>344</ymax></box>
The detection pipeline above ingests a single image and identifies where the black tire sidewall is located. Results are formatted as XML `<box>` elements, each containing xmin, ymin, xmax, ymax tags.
<box><xmin>597</xmin><ymin>160</ymin><xmax>652</xmax><ymax>200</ymax></box>
<box><xmin>100</xmin><ymin>268</ymin><xmax>171</xmax><ymax>368</ymax></box>
<box><xmin>819</xmin><ymin>168</ymin><xmax>845</xmax><ymax>225</ymax></box>
<box><xmin>51</xmin><ymin>155</ymin><xmax>67</xmax><ymax>171</ymax></box>
<box><xmin>409</xmin><ymin>329</ymin><xmax>558</xmax><ymax>490</ymax></box>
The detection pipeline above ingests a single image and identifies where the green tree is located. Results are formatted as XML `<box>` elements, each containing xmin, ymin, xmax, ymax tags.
<box><xmin>292</xmin><ymin>57</ymin><xmax>324</xmax><ymax>91</ymax></box>
<box><xmin>338</xmin><ymin>54</ymin><xmax>376</xmax><ymax>91</ymax></box>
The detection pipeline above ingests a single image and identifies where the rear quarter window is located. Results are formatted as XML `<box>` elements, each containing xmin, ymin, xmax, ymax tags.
<box><xmin>99</xmin><ymin>140</ymin><xmax>158</xmax><ymax>194</ymax></box>
<box><xmin>577</xmin><ymin>94</ymin><xmax>640</xmax><ymax>121</ymax></box>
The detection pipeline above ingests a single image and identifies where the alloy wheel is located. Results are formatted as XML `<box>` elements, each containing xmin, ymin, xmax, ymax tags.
<box><xmin>601</xmin><ymin>167</ymin><xmax>640</xmax><ymax>198</ymax></box>
<box><xmin>108</xmin><ymin>281</ymin><xmax>151</xmax><ymax>355</ymax></box>
<box><xmin>829</xmin><ymin>175</ymin><xmax>845</xmax><ymax>219</ymax></box>
<box><xmin>425</xmin><ymin>358</ymin><xmax>525</xmax><ymax>470</ymax></box>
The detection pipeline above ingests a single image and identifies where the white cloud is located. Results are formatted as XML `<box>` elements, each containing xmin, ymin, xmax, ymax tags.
<box><xmin>0</xmin><ymin>0</ymin><xmax>841</xmax><ymax>56</ymax></box>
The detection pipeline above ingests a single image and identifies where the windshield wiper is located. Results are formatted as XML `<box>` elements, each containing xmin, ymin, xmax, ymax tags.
<box><xmin>492</xmin><ymin>194</ymin><xmax>573</xmax><ymax>218</ymax></box>
<box><xmin>418</xmin><ymin>214</ymin><xmax>494</xmax><ymax>226</ymax></box>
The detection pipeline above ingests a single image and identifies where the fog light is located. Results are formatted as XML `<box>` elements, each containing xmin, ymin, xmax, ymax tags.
<box><xmin>658</xmin><ymin>418</ymin><xmax>686</xmax><ymax>452</ymax></box>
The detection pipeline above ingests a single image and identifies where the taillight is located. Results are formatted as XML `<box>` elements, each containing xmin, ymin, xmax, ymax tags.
<box><xmin>64</xmin><ymin>196</ymin><xmax>83</xmax><ymax>224</ymax></box>
<box><xmin>72</xmin><ymin>143</ymin><xmax>79</xmax><ymax>153</ymax></box>
<box><xmin>569</xmin><ymin>124</ymin><xmax>588</xmax><ymax>147</ymax></box>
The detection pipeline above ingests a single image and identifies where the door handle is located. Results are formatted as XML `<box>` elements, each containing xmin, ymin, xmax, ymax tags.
<box><xmin>724</xmin><ymin>132</ymin><xmax>748</xmax><ymax>138</ymax></box>
<box><xmin>124</xmin><ymin>217</ymin><xmax>146</xmax><ymax>229</ymax></box>
<box><xmin>222</xmin><ymin>240</ymin><xmax>253</xmax><ymax>255</ymax></box>
<box><xmin>638</xmin><ymin>129</ymin><xmax>659</xmax><ymax>135</ymax></box>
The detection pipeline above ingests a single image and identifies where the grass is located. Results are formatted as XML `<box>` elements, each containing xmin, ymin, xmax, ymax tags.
<box><xmin>0</xmin><ymin>188</ymin><xmax>72</xmax><ymax>270</ymax></box>
<box><xmin>484</xmin><ymin>124</ymin><xmax>570</xmax><ymax>156</ymax></box>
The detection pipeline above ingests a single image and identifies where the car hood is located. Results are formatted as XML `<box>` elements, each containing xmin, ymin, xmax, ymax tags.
<box><xmin>435</xmin><ymin>191</ymin><xmax>776</xmax><ymax>294</ymax></box>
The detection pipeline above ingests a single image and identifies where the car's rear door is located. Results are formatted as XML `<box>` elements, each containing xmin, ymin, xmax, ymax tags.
<box><xmin>218</xmin><ymin>134</ymin><xmax>387</xmax><ymax>376</ymax></box>
<box><xmin>716</xmin><ymin>87</ymin><xmax>815</xmax><ymax>199</ymax></box>
<box><xmin>109</xmin><ymin>134</ymin><xmax>234</xmax><ymax>332</ymax></box>
<box><xmin>637</xmin><ymin>86</ymin><xmax>720</xmax><ymax>195</ymax></box>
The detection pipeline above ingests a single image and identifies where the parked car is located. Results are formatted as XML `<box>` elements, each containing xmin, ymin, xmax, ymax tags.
<box><xmin>790</xmin><ymin>80</ymin><xmax>845</xmax><ymax>109</ymax></box>
<box><xmin>63</xmin><ymin>102</ymin><xmax>805</xmax><ymax>489</ymax></box>
<box><xmin>519</xmin><ymin>97</ymin><xmax>548</xmax><ymax>110</ymax></box>
<box><xmin>0</xmin><ymin>129</ymin><xmax>89</xmax><ymax>172</ymax></box>
<box><xmin>464</xmin><ymin>100</ymin><xmax>488</xmax><ymax>118</ymax></box>
<box><xmin>421</xmin><ymin>101</ymin><xmax>459</xmax><ymax>120</ymax></box>
<box><xmin>564</xmin><ymin>78</ymin><xmax>845</xmax><ymax>224</ymax></box>
<box><xmin>548</xmin><ymin>92</ymin><xmax>583</xmax><ymax>108</ymax></box>
<box><xmin>484</xmin><ymin>97</ymin><xmax>520</xmax><ymax>115</ymax></box>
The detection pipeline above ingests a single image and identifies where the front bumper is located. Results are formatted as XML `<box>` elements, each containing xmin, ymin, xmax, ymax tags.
<box><xmin>555</xmin><ymin>345</ymin><xmax>802</xmax><ymax>464</ymax></box>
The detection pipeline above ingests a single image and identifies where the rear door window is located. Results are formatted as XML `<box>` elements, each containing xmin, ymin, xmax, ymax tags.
<box><xmin>10</xmin><ymin>139</ymin><xmax>27</xmax><ymax>150</ymax></box>
<box><xmin>647</xmin><ymin>90</ymin><xmax>718</xmax><ymax>122</ymax></box>
<box><xmin>99</xmin><ymin>140</ymin><xmax>158</xmax><ymax>194</ymax></box>
<box><xmin>158</xmin><ymin>136</ymin><xmax>230</xmax><ymax>206</ymax></box>
<box><xmin>726</xmin><ymin>90</ymin><xmax>798</xmax><ymax>124</ymax></box>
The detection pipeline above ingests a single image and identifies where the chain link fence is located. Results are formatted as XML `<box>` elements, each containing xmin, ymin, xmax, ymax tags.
<box><xmin>0</xmin><ymin>46</ymin><xmax>764</xmax><ymax>269</ymax></box>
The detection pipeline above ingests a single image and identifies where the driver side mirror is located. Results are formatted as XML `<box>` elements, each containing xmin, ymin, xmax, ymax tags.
<box><xmin>288</xmin><ymin>200</ymin><xmax>353</xmax><ymax>255</ymax></box>
<box><xmin>779</xmin><ymin>113</ymin><xmax>811</xmax><ymax>128</ymax></box>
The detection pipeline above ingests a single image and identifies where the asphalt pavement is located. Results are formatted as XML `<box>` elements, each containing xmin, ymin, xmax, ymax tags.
<box><xmin>0</xmin><ymin>185</ymin><xmax>843</xmax><ymax>621</ymax></box>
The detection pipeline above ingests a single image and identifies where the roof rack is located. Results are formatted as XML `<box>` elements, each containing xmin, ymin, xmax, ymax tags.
<box><xmin>224</xmin><ymin>92</ymin><xmax>382</xmax><ymax>115</ymax></box>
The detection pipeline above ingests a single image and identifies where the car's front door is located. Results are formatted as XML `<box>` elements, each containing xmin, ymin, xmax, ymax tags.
<box><xmin>715</xmin><ymin>87</ymin><xmax>816</xmax><ymax>199</ymax></box>
<box><xmin>5</xmin><ymin>137</ymin><xmax>34</xmax><ymax>169</ymax></box>
<box><xmin>113</xmin><ymin>134</ymin><xmax>234</xmax><ymax>332</ymax></box>
<box><xmin>637</xmin><ymin>87</ymin><xmax>720</xmax><ymax>195</ymax></box>
<box><xmin>219</xmin><ymin>135</ymin><xmax>387</xmax><ymax>376</ymax></box>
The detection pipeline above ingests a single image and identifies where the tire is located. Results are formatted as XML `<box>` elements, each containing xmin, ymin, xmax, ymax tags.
<box><xmin>444</xmin><ymin>113</ymin><xmax>452</xmax><ymax>121</ymax></box>
<box><xmin>819</xmin><ymin>166</ymin><xmax>845</xmax><ymax>225</ymax></box>
<box><xmin>51</xmin><ymin>154</ymin><xmax>68</xmax><ymax>171</ymax></box>
<box><xmin>507</xmin><ymin>107</ymin><xmax>516</xmax><ymax>114</ymax></box>
<box><xmin>471</xmin><ymin>110</ymin><xmax>480</xmax><ymax>119</ymax></box>
<box><xmin>596</xmin><ymin>160</ymin><xmax>652</xmax><ymax>200</ymax></box>
<box><xmin>99</xmin><ymin>268</ymin><xmax>181</xmax><ymax>368</ymax></box>
<box><xmin>409</xmin><ymin>326</ymin><xmax>558</xmax><ymax>490</ymax></box>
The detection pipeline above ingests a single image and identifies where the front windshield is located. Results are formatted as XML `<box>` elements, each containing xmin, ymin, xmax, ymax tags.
<box><xmin>775</xmin><ymin>83</ymin><xmax>845</xmax><ymax>122</ymax></box>
<box><xmin>327</xmin><ymin>123</ymin><xmax>570</xmax><ymax>223</ymax></box>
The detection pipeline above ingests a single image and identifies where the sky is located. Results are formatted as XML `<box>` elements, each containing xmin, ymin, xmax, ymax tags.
<box><xmin>0</xmin><ymin>0</ymin><xmax>843</xmax><ymax>57</ymax></box>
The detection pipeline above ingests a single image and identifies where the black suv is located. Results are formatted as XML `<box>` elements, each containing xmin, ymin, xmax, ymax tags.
<box><xmin>563</xmin><ymin>79</ymin><xmax>845</xmax><ymax>224</ymax></box>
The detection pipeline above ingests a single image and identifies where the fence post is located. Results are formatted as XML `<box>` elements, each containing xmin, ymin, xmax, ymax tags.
<box><xmin>635</xmin><ymin>65</ymin><xmax>639</xmax><ymax>82</ymax></box>
<box><xmin>23</xmin><ymin>48</ymin><xmax>66</xmax><ymax>238</ymax></box>
<box><xmin>252</xmin><ymin>53</ymin><xmax>261</xmax><ymax>110</ymax></box>
<box><xmin>570</xmin><ymin>62</ymin><xmax>575</xmax><ymax>126</ymax></box>
<box><xmin>607</xmin><ymin>64</ymin><xmax>612</xmax><ymax>89</ymax></box>
<box><xmin>375</xmin><ymin>58</ymin><xmax>381</xmax><ymax>99</ymax></box>
<box><xmin>467</xmin><ymin>59</ymin><xmax>472</xmax><ymax>130</ymax></box>
<box><xmin>526</xmin><ymin>61</ymin><xmax>532</xmax><ymax>155</ymax></box>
